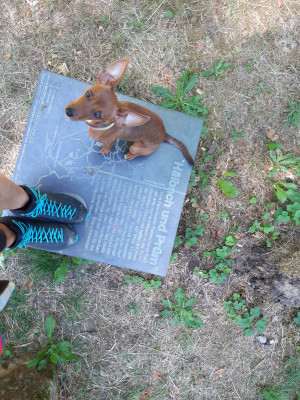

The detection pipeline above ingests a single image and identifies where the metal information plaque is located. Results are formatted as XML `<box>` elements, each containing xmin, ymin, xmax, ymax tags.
<box><xmin>11</xmin><ymin>71</ymin><xmax>203</xmax><ymax>276</ymax></box>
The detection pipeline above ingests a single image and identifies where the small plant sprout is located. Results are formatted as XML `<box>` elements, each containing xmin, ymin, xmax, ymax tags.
<box><xmin>268</xmin><ymin>150</ymin><xmax>300</xmax><ymax>178</ymax></box>
<box><xmin>125</xmin><ymin>303</ymin><xmax>140</xmax><ymax>314</ymax></box>
<box><xmin>185</xmin><ymin>225</ymin><xmax>205</xmax><ymax>247</ymax></box>
<box><xmin>201</xmin><ymin>246</ymin><xmax>234</xmax><ymax>283</ymax></box>
<box><xmin>223</xmin><ymin>294</ymin><xmax>267</xmax><ymax>336</ymax></box>
<box><xmin>160</xmin><ymin>288</ymin><xmax>204</xmax><ymax>329</ymax></box>
<box><xmin>231</xmin><ymin>130</ymin><xmax>245</xmax><ymax>141</ymax></box>
<box><xmin>121</xmin><ymin>274</ymin><xmax>162</xmax><ymax>290</ymax></box>
<box><xmin>293</xmin><ymin>312</ymin><xmax>300</xmax><ymax>325</ymax></box>
<box><xmin>201</xmin><ymin>59</ymin><xmax>232</xmax><ymax>81</ymax></box>
<box><xmin>151</xmin><ymin>69</ymin><xmax>210</xmax><ymax>119</ymax></box>
<box><xmin>26</xmin><ymin>315</ymin><xmax>78</xmax><ymax>371</ymax></box>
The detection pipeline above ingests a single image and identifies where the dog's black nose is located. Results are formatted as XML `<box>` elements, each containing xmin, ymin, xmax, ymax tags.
<box><xmin>65</xmin><ymin>107</ymin><xmax>73</xmax><ymax>117</ymax></box>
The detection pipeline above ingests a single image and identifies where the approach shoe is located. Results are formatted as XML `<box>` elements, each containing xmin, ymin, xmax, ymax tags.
<box><xmin>10</xmin><ymin>185</ymin><xmax>88</xmax><ymax>223</ymax></box>
<box><xmin>0</xmin><ymin>217</ymin><xmax>78</xmax><ymax>251</ymax></box>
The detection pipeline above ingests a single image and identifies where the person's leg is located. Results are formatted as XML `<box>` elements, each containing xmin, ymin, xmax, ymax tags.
<box><xmin>0</xmin><ymin>173</ymin><xmax>87</xmax><ymax>252</ymax></box>
<box><xmin>0</xmin><ymin>174</ymin><xmax>27</xmax><ymax>252</ymax></box>
<box><xmin>0</xmin><ymin>223</ymin><xmax>16</xmax><ymax>251</ymax></box>
<box><xmin>0</xmin><ymin>173</ymin><xmax>30</xmax><ymax>210</ymax></box>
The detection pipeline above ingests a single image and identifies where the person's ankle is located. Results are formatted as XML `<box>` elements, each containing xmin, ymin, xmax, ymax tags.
<box><xmin>0</xmin><ymin>223</ymin><xmax>17</xmax><ymax>250</ymax></box>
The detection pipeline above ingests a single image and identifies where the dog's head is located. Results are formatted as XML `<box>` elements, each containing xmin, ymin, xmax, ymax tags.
<box><xmin>65</xmin><ymin>58</ymin><xmax>149</xmax><ymax>128</ymax></box>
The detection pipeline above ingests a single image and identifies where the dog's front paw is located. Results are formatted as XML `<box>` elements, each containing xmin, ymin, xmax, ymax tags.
<box><xmin>100</xmin><ymin>145</ymin><xmax>111</xmax><ymax>154</ymax></box>
<box><xmin>124</xmin><ymin>151</ymin><xmax>135</xmax><ymax>160</ymax></box>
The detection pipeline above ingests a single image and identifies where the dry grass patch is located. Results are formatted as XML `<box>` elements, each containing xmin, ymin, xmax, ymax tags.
<box><xmin>0</xmin><ymin>0</ymin><xmax>300</xmax><ymax>399</ymax></box>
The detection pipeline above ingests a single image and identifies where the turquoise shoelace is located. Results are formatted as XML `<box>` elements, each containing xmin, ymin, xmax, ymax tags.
<box><xmin>13</xmin><ymin>220</ymin><xmax>64</xmax><ymax>248</ymax></box>
<box><xmin>24</xmin><ymin>187</ymin><xmax>76</xmax><ymax>220</ymax></box>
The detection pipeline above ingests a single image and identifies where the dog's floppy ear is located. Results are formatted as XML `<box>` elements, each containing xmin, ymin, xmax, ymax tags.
<box><xmin>114</xmin><ymin>108</ymin><xmax>150</xmax><ymax>127</ymax></box>
<box><xmin>98</xmin><ymin>58</ymin><xmax>130</xmax><ymax>87</ymax></box>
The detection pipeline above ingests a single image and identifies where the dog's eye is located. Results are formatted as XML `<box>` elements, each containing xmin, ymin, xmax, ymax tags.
<box><xmin>94</xmin><ymin>112</ymin><xmax>101</xmax><ymax>119</ymax></box>
<box><xmin>86</xmin><ymin>90</ymin><xmax>92</xmax><ymax>98</ymax></box>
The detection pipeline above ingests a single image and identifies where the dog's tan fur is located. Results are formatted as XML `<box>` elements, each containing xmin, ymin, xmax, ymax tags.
<box><xmin>65</xmin><ymin>59</ymin><xmax>193</xmax><ymax>164</ymax></box>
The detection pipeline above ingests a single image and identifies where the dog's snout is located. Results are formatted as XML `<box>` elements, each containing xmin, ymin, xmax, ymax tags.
<box><xmin>65</xmin><ymin>107</ymin><xmax>73</xmax><ymax>117</ymax></box>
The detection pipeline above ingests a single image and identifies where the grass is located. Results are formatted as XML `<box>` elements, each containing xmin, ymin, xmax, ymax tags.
<box><xmin>0</xmin><ymin>0</ymin><xmax>300</xmax><ymax>398</ymax></box>
<box><xmin>258</xmin><ymin>356</ymin><xmax>300</xmax><ymax>400</ymax></box>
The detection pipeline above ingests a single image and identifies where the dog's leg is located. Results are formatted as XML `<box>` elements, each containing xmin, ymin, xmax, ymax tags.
<box><xmin>100</xmin><ymin>141</ymin><xmax>115</xmax><ymax>155</ymax></box>
<box><xmin>125</xmin><ymin>141</ymin><xmax>159</xmax><ymax>160</ymax></box>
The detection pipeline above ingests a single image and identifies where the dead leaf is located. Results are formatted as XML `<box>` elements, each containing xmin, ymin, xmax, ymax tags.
<box><xmin>154</xmin><ymin>370</ymin><xmax>163</xmax><ymax>378</ymax></box>
<box><xmin>98</xmin><ymin>25</ymin><xmax>105</xmax><ymax>32</ymax></box>
<box><xmin>284</xmin><ymin>171</ymin><xmax>295</xmax><ymax>180</ymax></box>
<box><xmin>197</xmin><ymin>42</ymin><xmax>206</xmax><ymax>50</ymax></box>
<box><xmin>173</xmin><ymin>384</ymin><xmax>180</xmax><ymax>395</ymax></box>
<box><xmin>207</xmin><ymin>141</ymin><xmax>217</xmax><ymax>155</ymax></box>
<box><xmin>92</xmin><ymin>54</ymin><xmax>101</xmax><ymax>57</ymax></box>
<box><xmin>196</xmin><ymin>88</ymin><xmax>204</xmax><ymax>96</ymax></box>
<box><xmin>55</xmin><ymin>62</ymin><xmax>70</xmax><ymax>76</ymax></box>
<box><xmin>278</xmin><ymin>0</ymin><xmax>283</xmax><ymax>7</ymax></box>
<box><xmin>265</xmin><ymin>128</ymin><xmax>279</xmax><ymax>142</ymax></box>
<box><xmin>214</xmin><ymin>368</ymin><xmax>225</xmax><ymax>375</ymax></box>
<box><xmin>41</xmin><ymin>105</ymin><xmax>47</xmax><ymax>110</ymax></box>
<box><xmin>141</xmin><ymin>389</ymin><xmax>151</xmax><ymax>399</ymax></box>
<box><xmin>3</xmin><ymin>53</ymin><xmax>12</xmax><ymax>59</ymax></box>
<box><xmin>26</xmin><ymin>280</ymin><xmax>33</xmax><ymax>290</ymax></box>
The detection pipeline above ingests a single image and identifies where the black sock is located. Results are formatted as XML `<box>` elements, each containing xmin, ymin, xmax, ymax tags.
<box><xmin>0</xmin><ymin>228</ymin><xmax>7</xmax><ymax>252</ymax></box>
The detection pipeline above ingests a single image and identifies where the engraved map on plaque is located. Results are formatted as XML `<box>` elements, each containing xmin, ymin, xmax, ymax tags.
<box><xmin>10</xmin><ymin>71</ymin><xmax>203</xmax><ymax>276</ymax></box>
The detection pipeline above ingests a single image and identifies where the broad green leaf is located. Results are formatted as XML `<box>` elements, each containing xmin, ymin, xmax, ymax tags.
<box><xmin>37</xmin><ymin>359</ymin><xmax>47</xmax><ymax>371</ymax></box>
<box><xmin>170</xmin><ymin>253</ymin><xmax>178</xmax><ymax>264</ymax></box>
<box><xmin>182</xmin><ymin>73</ymin><xmax>198</xmax><ymax>97</ymax></box>
<box><xmin>184</xmin><ymin>298</ymin><xmax>198</xmax><ymax>308</ymax></box>
<box><xmin>165</xmin><ymin>11</ymin><xmax>173</xmax><ymax>18</ymax></box>
<box><xmin>293</xmin><ymin>312</ymin><xmax>300</xmax><ymax>325</ymax></box>
<box><xmin>26</xmin><ymin>358</ymin><xmax>40</xmax><ymax>368</ymax></box>
<box><xmin>216</xmin><ymin>179</ymin><xmax>238</xmax><ymax>197</ymax></box>
<box><xmin>269</xmin><ymin>150</ymin><xmax>277</xmax><ymax>162</ymax></box>
<box><xmin>54</xmin><ymin>256</ymin><xmax>68</xmax><ymax>283</ymax></box>
<box><xmin>45</xmin><ymin>315</ymin><xmax>56</xmax><ymax>342</ymax></box>
<box><xmin>250</xmin><ymin>307</ymin><xmax>260</xmax><ymax>317</ymax></box>
<box><xmin>171</xmin><ymin>316</ymin><xmax>181</xmax><ymax>326</ymax></box>
<box><xmin>161</xmin><ymin>299</ymin><xmax>174</xmax><ymax>309</ymax></box>
<box><xmin>275</xmin><ymin>184</ymin><xmax>287</xmax><ymax>203</ymax></box>
<box><xmin>175</xmin><ymin>288</ymin><xmax>185</xmax><ymax>307</ymax></box>
<box><xmin>151</xmin><ymin>86</ymin><xmax>175</xmax><ymax>100</ymax></box>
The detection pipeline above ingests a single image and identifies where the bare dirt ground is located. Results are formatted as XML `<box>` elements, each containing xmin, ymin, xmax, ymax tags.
<box><xmin>0</xmin><ymin>1</ymin><xmax>300</xmax><ymax>399</ymax></box>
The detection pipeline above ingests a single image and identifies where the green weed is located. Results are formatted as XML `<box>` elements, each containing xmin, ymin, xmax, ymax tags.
<box><xmin>256</xmin><ymin>81</ymin><xmax>268</xmax><ymax>95</ymax></box>
<box><xmin>231</xmin><ymin>130</ymin><xmax>245</xmax><ymax>141</ymax></box>
<box><xmin>18</xmin><ymin>249</ymin><xmax>93</xmax><ymax>284</ymax></box>
<box><xmin>189</xmin><ymin>168</ymin><xmax>216</xmax><ymax>189</ymax></box>
<box><xmin>184</xmin><ymin>225</ymin><xmax>205</xmax><ymax>247</ymax></box>
<box><xmin>223</xmin><ymin>293</ymin><xmax>267</xmax><ymax>336</ymax></box>
<box><xmin>121</xmin><ymin>274</ymin><xmax>162</xmax><ymax>291</ymax></box>
<box><xmin>258</xmin><ymin>356</ymin><xmax>300</xmax><ymax>399</ymax></box>
<box><xmin>201</xmin><ymin>246</ymin><xmax>233</xmax><ymax>283</ymax></box>
<box><xmin>201</xmin><ymin>59</ymin><xmax>232</xmax><ymax>81</ymax></box>
<box><xmin>160</xmin><ymin>288</ymin><xmax>204</xmax><ymax>329</ymax></box>
<box><xmin>125</xmin><ymin>303</ymin><xmax>140</xmax><ymax>315</ymax></box>
<box><xmin>268</xmin><ymin>150</ymin><xmax>300</xmax><ymax>177</ymax></box>
<box><xmin>151</xmin><ymin>69</ymin><xmax>210</xmax><ymax>119</ymax></box>
<box><xmin>214</xmin><ymin>178</ymin><xmax>238</xmax><ymax>197</ymax></box>
<box><xmin>282</xmin><ymin>99</ymin><xmax>300</xmax><ymax>128</ymax></box>
<box><xmin>27</xmin><ymin>315</ymin><xmax>78</xmax><ymax>371</ymax></box>
<box><xmin>293</xmin><ymin>312</ymin><xmax>300</xmax><ymax>325</ymax></box>
<box><xmin>0</xmin><ymin>290</ymin><xmax>35</xmax><ymax>342</ymax></box>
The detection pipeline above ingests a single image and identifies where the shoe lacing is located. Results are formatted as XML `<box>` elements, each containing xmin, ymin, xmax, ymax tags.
<box><xmin>24</xmin><ymin>187</ymin><xmax>76</xmax><ymax>220</ymax></box>
<box><xmin>13</xmin><ymin>220</ymin><xmax>64</xmax><ymax>248</ymax></box>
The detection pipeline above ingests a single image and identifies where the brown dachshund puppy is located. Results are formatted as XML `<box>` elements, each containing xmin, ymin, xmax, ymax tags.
<box><xmin>65</xmin><ymin>59</ymin><xmax>193</xmax><ymax>165</ymax></box>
